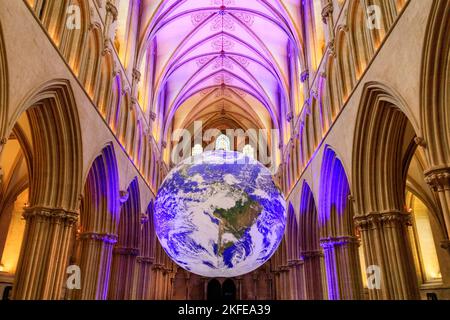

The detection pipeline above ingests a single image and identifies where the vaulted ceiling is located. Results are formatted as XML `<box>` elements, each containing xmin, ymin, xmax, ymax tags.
<box><xmin>139</xmin><ymin>0</ymin><xmax>304</xmax><ymax>140</ymax></box>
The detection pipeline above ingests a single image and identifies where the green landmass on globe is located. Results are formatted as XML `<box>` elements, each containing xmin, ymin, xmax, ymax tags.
<box><xmin>213</xmin><ymin>190</ymin><xmax>262</xmax><ymax>257</ymax></box>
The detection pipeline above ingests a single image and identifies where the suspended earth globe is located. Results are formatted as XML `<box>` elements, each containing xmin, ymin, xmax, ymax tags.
<box><xmin>154</xmin><ymin>150</ymin><xmax>286</xmax><ymax>278</ymax></box>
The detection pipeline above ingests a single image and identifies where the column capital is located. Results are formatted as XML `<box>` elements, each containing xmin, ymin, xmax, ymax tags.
<box><xmin>300</xmin><ymin>250</ymin><xmax>323</xmax><ymax>260</ymax></box>
<box><xmin>23</xmin><ymin>206</ymin><xmax>79</xmax><ymax>224</ymax></box>
<box><xmin>320</xmin><ymin>236</ymin><xmax>359</xmax><ymax>249</ymax></box>
<box><xmin>424</xmin><ymin>166</ymin><xmax>450</xmax><ymax>192</ymax></box>
<box><xmin>354</xmin><ymin>211</ymin><xmax>412</xmax><ymax>231</ymax></box>
<box><xmin>79</xmin><ymin>232</ymin><xmax>118</xmax><ymax>244</ymax></box>
<box><xmin>113</xmin><ymin>246</ymin><xmax>139</xmax><ymax>256</ymax></box>
<box><xmin>288</xmin><ymin>259</ymin><xmax>303</xmax><ymax>267</ymax></box>
<box><xmin>137</xmin><ymin>256</ymin><xmax>154</xmax><ymax>264</ymax></box>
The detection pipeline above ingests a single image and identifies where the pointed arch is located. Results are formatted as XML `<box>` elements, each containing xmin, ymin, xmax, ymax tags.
<box><xmin>348</xmin><ymin>1</ymin><xmax>374</xmax><ymax>78</ymax></box>
<box><xmin>286</xmin><ymin>203</ymin><xmax>299</xmax><ymax>262</ymax></box>
<box><xmin>352</xmin><ymin>82</ymin><xmax>420</xmax><ymax>300</ymax></box>
<box><xmin>108</xmin><ymin>178</ymin><xmax>141</xmax><ymax>300</ymax></box>
<box><xmin>299</xmin><ymin>181</ymin><xmax>324</xmax><ymax>300</ymax></box>
<box><xmin>59</xmin><ymin>0</ymin><xmax>90</xmax><ymax>74</ymax></box>
<box><xmin>96</xmin><ymin>51</ymin><xmax>114</xmax><ymax>116</ymax></box>
<box><xmin>319</xmin><ymin>146</ymin><xmax>362</xmax><ymax>300</ymax></box>
<box><xmin>75</xmin><ymin>143</ymin><xmax>120</xmax><ymax>300</ymax></box>
<box><xmin>10</xmin><ymin>80</ymin><xmax>83</xmax><ymax>299</ymax></box>
<box><xmin>421</xmin><ymin>0</ymin><xmax>450</xmax><ymax>167</ymax></box>
<box><xmin>79</xmin><ymin>25</ymin><xmax>103</xmax><ymax>98</ymax></box>
<box><xmin>0</xmin><ymin>21</ymin><xmax>8</xmax><ymax>141</ymax></box>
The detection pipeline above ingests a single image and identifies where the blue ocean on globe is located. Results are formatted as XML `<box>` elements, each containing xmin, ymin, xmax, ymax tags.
<box><xmin>154</xmin><ymin>150</ymin><xmax>286</xmax><ymax>278</ymax></box>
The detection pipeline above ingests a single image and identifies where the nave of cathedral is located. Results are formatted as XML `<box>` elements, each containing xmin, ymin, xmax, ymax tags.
<box><xmin>0</xmin><ymin>0</ymin><xmax>449</xmax><ymax>300</ymax></box>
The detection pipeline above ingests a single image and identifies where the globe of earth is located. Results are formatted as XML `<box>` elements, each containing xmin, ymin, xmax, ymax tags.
<box><xmin>154</xmin><ymin>150</ymin><xmax>286</xmax><ymax>278</ymax></box>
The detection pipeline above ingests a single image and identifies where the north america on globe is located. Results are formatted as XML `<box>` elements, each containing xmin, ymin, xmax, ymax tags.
<box><xmin>154</xmin><ymin>150</ymin><xmax>286</xmax><ymax>278</ymax></box>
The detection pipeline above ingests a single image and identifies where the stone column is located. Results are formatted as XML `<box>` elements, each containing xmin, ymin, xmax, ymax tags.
<box><xmin>280</xmin><ymin>266</ymin><xmax>291</xmax><ymax>299</ymax></box>
<box><xmin>134</xmin><ymin>256</ymin><xmax>154</xmax><ymax>300</ymax></box>
<box><xmin>150</xmin><ymin>264</ymin><xmax>165</xmax><ymax>300</ymax></box>
<box><xmin>425</xmin><ymin>167</ymin><xmax>450</xmax><ymax>254</ymax></box>
<box><xmin>288</xmin><ymin>259</ymin><xmax>305</xmax><ymax>300</ymax></box>
<box><xmin>301</xmin><ymin>250</ymin><xmax>324</xmax><ymax>300</ymax></box>
<box><xmin>108</xmin><ymin>247</ymin><xmax>139</xmax><ymax>300</ymax></box>
<box><xmin>235</xmin><ymin>277</ymin><xmax>243</xmax><ymax>300</ymax></box>
<box><xmin>185</xmin><ymin>273</ymin><xmax>191</xmax><ymax>300</ymax></box>
<box><xmin>13</xmin><ymin>207</ymin><xmax>78</xmax><ymax>300</ymax></box>
<box><xmin>320</xmin><ymin>236</ymin><xmax>363</xmax><ymax>300</ymax></box>
<box><xmin>355</xmin><ymin>212</ymin><xmax>420</xmax><ymax>300</ymax></box>
<box><xmin>76</xmin><ymin>232</ymin><xmax>117</xmax><ymax>300</ymax></box>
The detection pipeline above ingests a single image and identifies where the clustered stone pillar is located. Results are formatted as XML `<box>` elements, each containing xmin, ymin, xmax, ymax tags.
<box><xmin>320</xmin><ymin>236</ymin><xmax>363</xmax><ymax>300</ymax></box>
<box><xmin>425</xmin><ymin>167</ymin><xmax>450</xmax><ymax>254</ymax></box>
<box><xmin>133</xmin><ymin>256</ymin><xmax>154</xmax><ymax>300</ymax></box>
<box><xmin>149</xmin><ymin>264</ymin><xmax>171</xmax><ymax>300</ymax></box>
<box><xmin>301</xmin><ymin>250</ymin><xmax>324</xmax><ymax>300</ymax></box>
<box><xmin>288</xmin><ymin>259</ymin><xmax>306</xmax><ymax>300</ymax></box>
<box><xmin>355</xmin><ymin>212</ymin><xmax>420</xmax><ymax>300</ymax></box>
<box><xmin>76</xmin><ymin>232</ymin><xmax>117</xmax><ymax>300</ymax></box>
<box><xmin>13</xmin><ymin>207</ymin><xmax>78</xmax><ymax>300</ymax></box>
<box><xmin>108</xmin><ymin>247</ymin><xmax>139</xmax><ymax>300</ymax></box>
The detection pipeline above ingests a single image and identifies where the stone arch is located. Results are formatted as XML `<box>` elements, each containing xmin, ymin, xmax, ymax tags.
<box><xmin>348</xmin><ymin>0</ymin><xmax>374</xmax><ymax>76</ymax></box>
<box><xmin>134</xmin><ymin>200</ymin><xmax>157</xmax><ymax>300</ymax></box>
<box><xmin>108</xmin><ymin>178</ymin><xmax>141</xmax><ymax>300</ymax></box>
<box><xmin>319</xmin><ymin>145</ymin><xmax>362</xmax><ymax>300</ymax></box>
<box><xmin>8</xmin><ymin>79</ymin><xmax>83</xmax><ymax>299</ymax></box>
<box><xmin>59</xmin><ymin>0</ymin><xmax>90</xmax><ymax>74</ymax></box>
<box><xmin>287</xmin><ymin>203</ymin><xmax>299</xmax><ymax>262</ymax></box>
<box><xmin>25</xmin><ymin>0</ymin><xmax>67</xmax><ymax>44</ymax></box>
<box><xmin>72</xmin><ymin>143</ymin><xmax>120</xmax><ymax>300</ymax></box>
<box><xmin>353</xmin><ymin>82</ymin><xmax>420</xmax><ymax>214</ymax></box>
<box><xmin>325</xmin><ymin>54</ymin><xmax>342</xmax><ymax>119</ymax></box>
<box><xmin>107</xmin><ymin>73</ymin><xmax>123</xmax><ymax>133</ymax></box>
<box><xmin>352</xmin><ymin>82</ymin><xmax>420</xmax><ymax>299</ymax></box>
<box><xmin>335</xmin><ymin>27</ymin><xmax>356</xmax><ymax>101</ymax></box>
<box><xmin>299</xmin><ymin>181</ymin><xmax>323</xmax><ymax>300</ymax></box>
<box><xmin>0</xmin><ymin>21</ymin><xmax>7</xmax><ymax>143</ymax></box>
<box><xmin>79</xmin><ymin>25</ymin><xmax>103</xmax><ymax>98</ymax></box>
<box><xmin>421</xmin><ymin>0</ymin><xmax>450</xmax><ymax>240</ymax></box>
<box><xmin>96</xmin><ymin>51</ymin><xmax>114</xmax><ymax>117</ymax></box>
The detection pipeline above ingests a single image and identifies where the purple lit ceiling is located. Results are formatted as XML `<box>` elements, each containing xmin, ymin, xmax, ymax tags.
<box><xmin>139</xmin><ymin>0</ymin><xmax>304</xmax><ymax>136</ymax></box>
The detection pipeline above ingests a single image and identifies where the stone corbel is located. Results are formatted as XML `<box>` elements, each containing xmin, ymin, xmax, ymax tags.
<box><xmin>140</xmin><ymin>212</ymin><xmax>149</xmax><ymax>224</ymax></box>
<box><xmin>424</xmin><ymin>167</ymin><xmax>450</xmax><ymax>192</ymax></box>
<box><xmin>321</xmin><ymin>1</ymin><xmax>334</xmax><ymax>24</ymax></box>
<box><xmin>300</xmin><ymin>70</ymin><xmax>309</xmax><ymax>83</ymax></box>
<box><xmin>106</xmin><ymin>1</ymin><xmax>118</xmax><ymax>22</ymax></box>
<box><xmin>440</xmin><ymin>240</ymin><xmax>450</xmax><ymax>253</ymax></box>
<box><xmin>414</xmin><ymin>137</ymin><xmax>427</xmax><ymax>148</ymax></box>
<box><xmin>119</xmin><ymin>190</ymin><xmax>129</xmax><ymax>204</ymax></box>
<box><xmin>132</xmin><ymin>68</ymin><xmax>141</xmax><ymax>83</ymax></box>
<box><xmin>286</xmin><ymin>112</ymin><xmax>294</xmax><ymax>122</ymax></box>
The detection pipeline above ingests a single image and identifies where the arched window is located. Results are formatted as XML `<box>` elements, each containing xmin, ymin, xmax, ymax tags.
<box><xmin>192</xmin><ymin>144</ymin><xmax>203</xmax><ymax>156</ymax></box>
<box><xmin>215</xmin><ymin>134</ymin><xmax>231</xmax><ymax>151</ymax></box>
<box><xmin>242</xmin><ymin>144</ymin><xmax>255</xmax><ymax>159</ymax></box>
